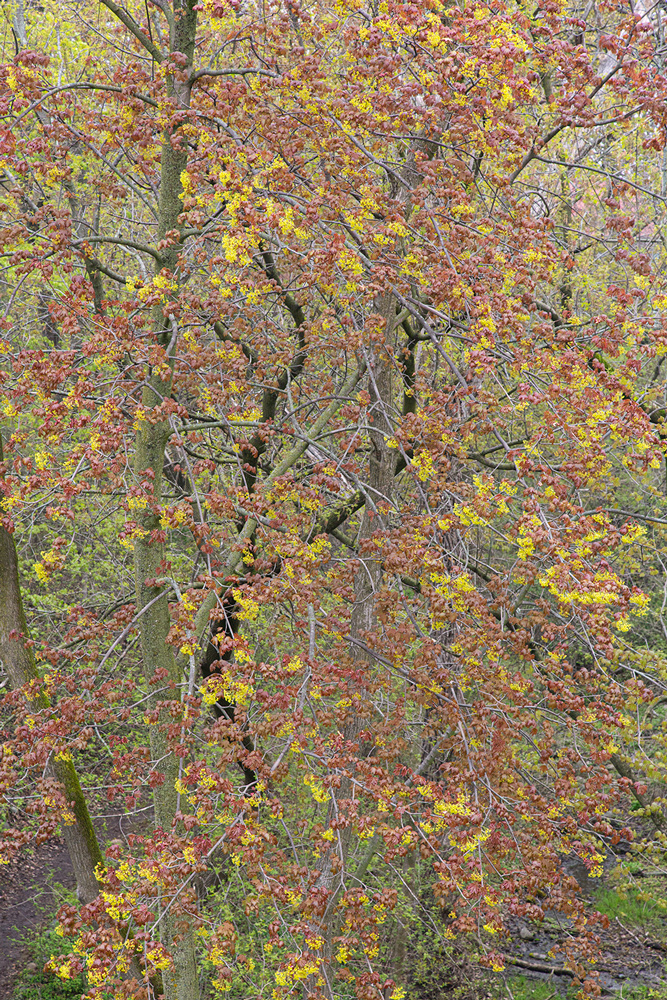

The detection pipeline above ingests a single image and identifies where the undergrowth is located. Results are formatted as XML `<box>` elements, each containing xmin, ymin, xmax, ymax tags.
<box><xmin>13</xmin><ymin>928</ymin><xmax>86</xmax><ymax>1000</ymax></box>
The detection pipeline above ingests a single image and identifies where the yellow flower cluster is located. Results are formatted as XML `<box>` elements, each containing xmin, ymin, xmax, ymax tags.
<box><xmin>232</xmin><ymin>590</ymin><xmax>260</xmax><ymax>621</ymax></box>
<box><xmin>160</xmin><ymin>507</ymin><xmax>188</xmax><ymax>530</ymax></box>
<box><xmin>275</xmin><ymin>960</ymin><xmax>319</xmax><ymax>986</ymax></box>
<box><xmin>201</xmin><ymin>670</ymin><xmax>254</xmax><ymax>708</ymax></box>
<box><xmin>303</xmin><ymin>772</ymin><xmax>330</xmax><ymax>803</ymax></box>
<box><xmin>412</xmin><ymin>449</ymin><xmax>434</xmax><ymax>482</ymax></box>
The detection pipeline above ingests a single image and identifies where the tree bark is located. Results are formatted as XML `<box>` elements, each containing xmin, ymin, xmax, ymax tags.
<box><xmin>0</xmin><ymin>433</ymin><xmax>103</xmax><ymax>905</ymax></box>
<box><xmin>315</xmin><ymin>295</ymin><xmax>397</xmax><ymax>996</ymax></box>
<box><xmin>130</xmin><ymin>3</ymin><xmax>199</xmax><ymax>997</ymax></box>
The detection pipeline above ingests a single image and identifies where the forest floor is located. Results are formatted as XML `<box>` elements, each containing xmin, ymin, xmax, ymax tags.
<box><xmin>501</xmin><ymin>909</ymin><xmax>667</xmax><ymax>996</ymax></box>
<box><xmin>1</xmin><ymin>839</ymin><xmax>666</xmax><ymax>999</ymax></box>
<box><xmin>0</xmin><ymin>834</ymin><xmax>76</xmax><ymax>998</ymax></box>
<box><xmin>498</xmin><ymin>853</ymin><xmax>667</xmax><ymax>997</ymax></box>
<box><xmin>0</xmin><ymin>811</ymin><xmax>146</xmax><ymax>1000</ymax></box>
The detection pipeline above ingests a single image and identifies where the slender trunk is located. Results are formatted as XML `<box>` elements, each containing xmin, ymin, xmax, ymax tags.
<box><xmin>134</xmin><ymin>390</ymin><xmax>199</xmax><ymax>999</ymax></box>
<box><xmin>0</xmin><ymin>433</ymin><xmax>103</xmax><ymax>905</ymax></box>
<box><xmin>315</xmin><ymin>297</ymin><xmax>397</xmax><ymax>996</ymax></box>
<box><xmin>131</xmin><ymin>4</ymin><xmax>199</xmax><ymax>997</ymax></box>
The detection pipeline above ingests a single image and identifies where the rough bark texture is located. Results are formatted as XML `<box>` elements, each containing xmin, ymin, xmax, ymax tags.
<box><xmin>134</xmin><ymin>389</ymin><xmax>199</xmax><ymax>1000</ymax></box>
<box><xmin>131</xmin><ymin>4</ymin><xmax>199</xmax><ymax>996</ymax></box>
<box><xmin>0</xmin><ymin>434</ymin><xmax>103</xmax><ymax>905</ymax></box>
<box><xmin>315</xmin><ymin>297</ymin><xmax>397</xmax><ymax>996</ymax></box>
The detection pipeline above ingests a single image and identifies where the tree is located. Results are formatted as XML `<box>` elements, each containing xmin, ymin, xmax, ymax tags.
<box><xmin>1</xmin><ymin>0</ymin><xmax>667</xmax><ymax>997</ymax></box>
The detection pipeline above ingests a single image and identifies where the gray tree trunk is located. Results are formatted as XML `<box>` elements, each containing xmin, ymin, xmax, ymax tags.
<box><xmin>315</xmin><ymin>295</ymin><xmax>397</xmax><ymax>996</ymax></box>
<box><xmin>0</xmin><ymin>433</ymin><xmax>103</xmax><ymax>905</ymax></box>
<box><xmin>131</xmin><ymin>3</ymin><xmax>199</xmax><ymax>997</ymax></box>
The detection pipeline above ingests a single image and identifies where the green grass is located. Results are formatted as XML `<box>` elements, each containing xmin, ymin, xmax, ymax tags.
<box><xmin>593</xmin><ymin>884</ymin><xmax>667</xmax><ymax>937</ymax></box>
<box><xmin>503</xmin><ymin>975</ymin><xmax>667</xmax><ymax>1000</ymax></box>
<box><xmin>13</xmin><ymin>928</ymin><xmax>86</xmax><ymax>1000</ymax></box>
<box><xmin>503</xmin><ymin>975</ymin><xmax>563</xmax><ymax>1000</ymax></box>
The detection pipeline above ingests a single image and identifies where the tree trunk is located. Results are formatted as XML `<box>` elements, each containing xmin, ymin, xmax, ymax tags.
<box><xmin>131</xmin><ymin>4</ymin><xmax>199</xmax><ymax>997</ymax></box>
<box><xmin>0</xmin><ymin>433</ymin><xmax>103</xmax><ymax>905</ymax></box>
<box><xmin>315</xmin><ymin>296</ymin><xmax>397</xmax><ymax>996</ymax></box>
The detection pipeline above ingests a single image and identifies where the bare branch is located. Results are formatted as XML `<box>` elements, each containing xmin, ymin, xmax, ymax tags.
<box><xmin>73</xmin><ymin>236</ymin><xmax>163</xmax><ymax>264</ymax></box>
<box><xmin>191</xmin><ymin>67</ymin><xmax>277</xmax><ymax>82</ymax></box>
<box><xmin>99</xmin><ymin>0</ymin><xmax>164</xmax><ymax>63</ymax></box>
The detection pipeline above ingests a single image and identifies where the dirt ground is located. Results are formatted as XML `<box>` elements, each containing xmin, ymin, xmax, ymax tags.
<box><xmin>0</xmin><ymin>810</ymin><xmax>144</xmax><ymax>999</ymax></box>
<box><xmin>503</xmin><ymin>910</ymin><xmax>667</xmax><ymax>995</ymax></box>
<box><xmin>0</xmin><ymin>836</ymin><xmax>75</xmax><ymax>998</ymax></box>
